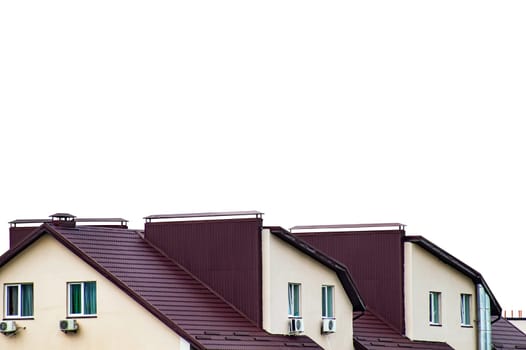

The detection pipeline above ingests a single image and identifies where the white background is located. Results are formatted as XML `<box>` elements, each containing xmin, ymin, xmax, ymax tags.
<box><xmin>1</xmin><ymin>1</ymin><xmax>525</xmax><ymax>314</ymax></box>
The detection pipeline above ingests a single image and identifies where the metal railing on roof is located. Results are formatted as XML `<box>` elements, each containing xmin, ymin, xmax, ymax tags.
<box><xmin>9</xmin><ymin>215</ymin><xmax>128</xmax><ymax>227</ymax></box>
<box><xmin>143</xmin><ymin>210</ymin><xmax>264</xmax><ymax>222</ymax></box>
<box><xmin>290</xmin><ymin>222</ymin><xmax>406</xmax><ymax>232</ymax></box>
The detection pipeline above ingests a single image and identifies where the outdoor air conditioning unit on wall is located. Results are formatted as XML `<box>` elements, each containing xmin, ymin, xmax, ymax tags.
<box><xmin>0</xmin><ymin>321</ymin><xmax>17</xmax><ymax>335</ymax></box>
<box><xmin>289</xmin><ymin>318</ymin><xmax>304</xmax><ymax>334</ymax></box>
<box><xmin>322</xmin><ymin>318</ymin><xmax>336</xmax><ymax>333</ymax></box>
<box><xmin>0</xmin><ymin>320</ymin><xmax>17</xmax><ymax>335</ymax></box>
<box><xmin>60</xmin><ymin>319</ymin><xmax>78</xmax><ymax>333</ymax></box>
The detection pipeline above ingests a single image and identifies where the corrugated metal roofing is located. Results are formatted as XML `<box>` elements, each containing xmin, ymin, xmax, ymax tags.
<box><xmin>295</xmin><ymin>229</ymin><xmax>405</xmax><ymax>333</ymax></box>
<box><xmin>492</xmin><ymin>317</ymin><xmax>526</xmax><ymax>349</ymax></box>
<box><xmin>0</xmin><ymin>224</ymin><xmax>321</xmax><ymax>350</ymax></box>
<box><xmin>353</xmin><ymin>311</ymin><xmax>453</xmax><ymax>350</ymax></box>
<box><xmin>144</xmin><ymin>218</ymin><xmax>264</xmax><ymax>327</ymax></box>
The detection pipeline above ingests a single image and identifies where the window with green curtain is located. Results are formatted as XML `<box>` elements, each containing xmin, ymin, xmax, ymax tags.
<box><xmin>69</xmin><ymin>283</ymin><xmax>82</xmax><ymax>315</ymax></box>
<box><xmin>429</xmin><ymin>291</ymin><xmax>441</xmax><ymax>324</ymax></box>
<box><xmin>21</xmin><ymin>284</ymin><xmax>33</xmax><ymax>317</ymax></box>
<box><xmin>68</xmin><ymin>282</ymin><xmax>96</xmax><ymax>316</ymax></box>
<box><xmin>322</xmin><ymin>285</ymin><xmax>334</xmax><ymax>318</ymax></box>
<box><xmin>288</xmin><ymin>283</ymin><xmax>301</xmax><ymax>317</ymax></box>
<box><xmin>5</xmin><ymin>283</ymin><xmax>33</xmax><ymax>318</ymax></box>
<box><xmin>461</xmin><ymin>293</ymin><xmax>471</xmax><ymax>325</ymax></box>
<box><xmin>84</xmin><ymin>282</ymin><xmax>97</xmax><ymax>315</ymax></box>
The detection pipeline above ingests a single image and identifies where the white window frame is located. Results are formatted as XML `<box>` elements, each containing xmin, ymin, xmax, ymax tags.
<box><xmin>322</xmin><ymin>285</ymin><xmax>335</xmax><ymax>319</ymax></box>
<box><xmin>4</xmin><ymin>283</ymin><xmax>33</xmax><ymax>319</ymax></box>
<box><xmin>429</xmin><ymin>291</ymin><xmax>441</xmax><ymax>325</ymax></box>
<box><xmin>67</xmin><ymin>281</ymin><xmax>96</xmax><ymax>317</ymax></box>
<box><xmin>461</xmin><ymin>293</ymin><xmax>472</xmax><ymax>326</ymax></box>
<box><xmin>288</xmin><ymin>283</ymin><xmax>301</xmax><ymax>317</ymax></box>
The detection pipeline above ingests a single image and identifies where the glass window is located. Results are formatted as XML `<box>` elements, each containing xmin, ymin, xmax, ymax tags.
<box><xmin>4</xmin><ymin>283</ymin><xmax>33</xmax><ymax>318</ymax></box>
<box><xmin>461</xmin><ymin>293</ymin><xmax>471</xmax><ymax>326</ymax></box>
<box><xmin>288</xmin><ymin>283</ymin><xmax>301</xmax><ymax>317</ymax></box>
<box><xmin>322</xmin><ymin>285</ymin><xmax>334</xmax><ymax>318</ymax></box>
<box><xmin>429</xmin><ymin>291</ymin><xmax>441</xmax><ymax>325</ymax></box>
<box><xmin>68</xmin><ymin>281</ymin><xmax>96</xmax><ymax>316</ymax></box>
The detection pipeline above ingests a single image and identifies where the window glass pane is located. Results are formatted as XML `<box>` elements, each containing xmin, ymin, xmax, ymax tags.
<box><xmin>461</xmin><ymin>294</ymin><xmax>471</xmax><ymax>325</ymax></box>
<box><xmin>6</xmin><ymin>285</ymin><xmax>19</xmax><ymax>316</ymax></box>
<box><xmin>70</xmin><ymin>284</ymin><xmax>82</xmax><ymax>314</ymax></box>
<box><xmin>293</xmin><ymin>284</ymin><xmax>300</xmax><ymax>316</ymax></box>
<box><xmin>84</xmin><ymin>282</ymin><xmax>97</xmax><ymax>315</ymax></box>
<box><xmin>327</xmin><ymin>286</ymin><xmax>334</xmax><ymax>318</ymax></box>
<box><xmin>429</xmin><ymin>292</ymin><xmax>440</xmax><ymax>324</ymax></box>
<box><xmin>21</xmin><ymin>284</ymin><xmax>33</xmax><ymax>317</ymax></box>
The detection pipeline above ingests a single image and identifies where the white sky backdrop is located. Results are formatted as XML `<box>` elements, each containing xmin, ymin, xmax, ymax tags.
<box><xmin>1</xmin><ymin>1</ymin><xmax>525</xmax><ymax>313</ymax></box>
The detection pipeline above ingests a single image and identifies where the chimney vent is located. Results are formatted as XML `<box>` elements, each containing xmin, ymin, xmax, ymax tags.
<box><xmin>50</xmin><ymin>213</ymin><xmax>76</xmax><ymax>227</ymax></box>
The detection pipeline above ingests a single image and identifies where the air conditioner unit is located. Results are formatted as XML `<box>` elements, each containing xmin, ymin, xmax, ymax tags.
<box><xmin>59</xmin><ymin>319</ymin><xmax>78</xmax><ymax>333</ymax></box>
<box><xmin>288</xmin><ymin>318</ymin><xmax>304</xmax><ymax>334</ymax></box>
<box><xmin>322</xmin><ymin>318</ymin><xmax>336</xmax><ymax>333</ymax></box>
<box><xmin>0</xmin><ymin>320</ymin><xmax>17</xmax><ymax>335</ymax></box>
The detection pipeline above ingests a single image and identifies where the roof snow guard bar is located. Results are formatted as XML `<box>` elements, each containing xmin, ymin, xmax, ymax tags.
<box><xmin>290</xmin><ymin>223</ymin><xmax>406</xmax><ymax>232</ymax></box>
<box><xmin>143</xmin><ymin>210</ymin><xmax>264</xmax><ymax>223</ymax></box>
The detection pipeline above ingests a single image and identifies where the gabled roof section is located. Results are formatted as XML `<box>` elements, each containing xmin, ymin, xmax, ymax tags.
<box><xmin>353</xmin><ymin>311</ymin><xmax>453</xmax><ymax>350</ymax></box>
<box><xmin>405</xmin><ymin>235</ymin><xmax>501</xmax><ymax>316</ymax></box>
<box><xmin>266</xmin><ymin>226</ymin><xmax>366</xmax><ymax>312</ymax></box>
<box><xmin>492</xmin><ymin>317</ymin><xmax>526</xmax><ymax>349</ymax></box>
<box><xmin>0</xmin><ymin>224</ymin><xmax>321</xmax><ymax>350</ymax></box>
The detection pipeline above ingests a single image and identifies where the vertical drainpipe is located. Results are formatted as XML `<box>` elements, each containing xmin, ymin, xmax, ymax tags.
<box><xmin>477</xmin><ymin>284</ymin><xmax>491</xmax><ymax>350</ymax></box>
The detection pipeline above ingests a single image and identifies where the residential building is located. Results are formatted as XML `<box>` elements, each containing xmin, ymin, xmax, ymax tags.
<box><xmin>1</xmin><ymin>213</ymin><xmax>326</xmax><ymax>349</ymax></box>
<box><xmin>1</xmin><ymin>211</ymin><xmax>365</xmax><ymax>349</ymax></box>
<box><xmin>292</xmin><ymin>223</ymin><xmax>501</xmax><ymax>350</ymax></box>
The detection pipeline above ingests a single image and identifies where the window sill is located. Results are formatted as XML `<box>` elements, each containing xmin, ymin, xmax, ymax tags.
<box><xmin>429</xmin><ymin>323</ymin><xmax>442</xmax><ymax>327</ymax></box>
<box><xmin>461</xmin><ymin>324</ymin><xmax>473</xmax><ymax>328</ymax></box>
<box><xmin>2</xmin><ymin>317</ymin><xmax>34</xmax><ymax>321</ymax></box>
<box><xmin>67</xmin><ymin>315</ymin><xmax>97</xmax><ymax>319</ymax></box>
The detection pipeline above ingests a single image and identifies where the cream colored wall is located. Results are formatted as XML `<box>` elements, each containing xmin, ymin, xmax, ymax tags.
<box><xmin>404</xmin><ymin>242</ymin><xmax>477</xmax><ymax>350</ymax></box>
<box><xmin>262</xmin><ymin>229</ymin><xmax>354</xmax><ymax>350</ymax></box>
<box><xmin>509</xmin><ymin>320</ymin><xmax>526</xmax><ymax>334</ymax></box>
<box><xmin>0</xmin><ymin>234</ymin><xmax>186</xmax><ymax>350</ymax></box>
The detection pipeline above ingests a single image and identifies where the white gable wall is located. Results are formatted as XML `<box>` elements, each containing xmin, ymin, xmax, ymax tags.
<box><xmin>0</xmin><ymin>234</ymin><xmax>185</xmax><ymax>349</ymax></box>
<box><xmin>404</xmin><ymin>242</ymin><xmax>477</xmax><ymax>350</ymax></box>
<box><xmin>262</xmin><ymin>228</ymin><xmax>354</xmax><ymax>350</ymax></box>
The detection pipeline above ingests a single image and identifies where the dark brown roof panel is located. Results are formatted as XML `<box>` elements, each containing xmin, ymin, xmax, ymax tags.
<box><xmin>492</xmin><ymin>317</ymin><xmax>526</xmax><ymax>349</ymax></box>
<box><xmin>354</xmin><ymin>311</ymin><xmax>453</xmax><ymax>350</ymax></box>
<box><xmin>144</xmin><ymin>218</ymin><xmax>263</xmax><ymax>327</ymax></box>
<box><xmin>295</xmin><ymin>230</ymin><xmax>405</xmax><ymax>333</ymax></box>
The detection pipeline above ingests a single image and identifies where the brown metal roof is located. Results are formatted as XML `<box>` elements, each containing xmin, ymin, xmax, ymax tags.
<box><xmin>295</xmin><ymin>229</ymin><xmax>406</xmax><ymax>334</ymax></box>
<box><xmin>0</xmin><ymin>224</ymin><xmax>321</xmax><ymax>350</ymax></box>
<box><xmin>353</xmin><ymin>311</ymin><xmax>453</xmax><ymax>350</ymax></box>
<box><xmin>492</xmin><ymin>317</ymin><xmax>526</xmax><ymax>349</ymax></box>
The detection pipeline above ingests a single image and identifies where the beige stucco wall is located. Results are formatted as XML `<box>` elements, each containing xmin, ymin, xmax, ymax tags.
<box><xmin>509</xmin><ymin>319</ymin><xmax>526</xmax><ymax>334</ymax></box>
<box><xmin>262</xmin><ymin>229</ymin><xmax>354</xmax><ymax>350</ymax></box>
<box><xmin>404</xmin><ymin>242</ymin><xmax>477</xmax><ymax>350</ymax></box>
<box><xmin>0</xmin><ymin>234</ymin><xmax>188</xmax><ymax>350</ymax></box>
